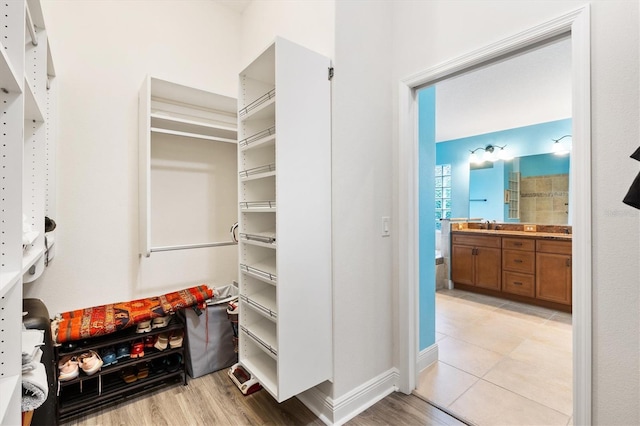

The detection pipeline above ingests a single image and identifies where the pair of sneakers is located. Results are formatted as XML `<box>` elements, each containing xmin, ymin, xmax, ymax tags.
<box><xmin>135</xmin><ymin>315</ymin><xmax>172</xmax><ymax>333</ymax></box>
<box><xmin>153</xmin><ymin>330</ymin><xmax>184</xmax><ymax>351</ymax></box>
<box><xmin>58</xmin><ymin>350</ymin><xmax>103</xmax><ymax>381</ymax></box>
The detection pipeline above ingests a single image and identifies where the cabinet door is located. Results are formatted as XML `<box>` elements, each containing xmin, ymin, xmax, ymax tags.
<box><xmin>475</xmin><ymin>246</ymin><xmax>502</xmax><ymax>290</ymax></box>
<box><xmin>536</xmin><ymin>252</ymin><xmax>572</xmax><ymax>305</ymax></box>
<box><xmin>451</xmin><ymin>245</ymin><xmax>475</xmax><ymax>285</ymax></box>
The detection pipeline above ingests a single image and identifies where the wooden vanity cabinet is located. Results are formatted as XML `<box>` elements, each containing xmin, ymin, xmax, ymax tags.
<box><xmin>451</xmin><ymin>231</ymin><xmax>572</xmax><ymax>311</ymax></box>
<box><xmin>536</xmin><ymin>240</ymin><xmax>572</xmax><ymax>306</ymax></box>
<box><xmin>451</xmin><ymin>234</ymin><xmax>501</xmax><ymax>290</ymax></box>
<box><xmin>502</xmin><ymin>238</ymin><xmax>535</xmax><ymax>298</ymax></box>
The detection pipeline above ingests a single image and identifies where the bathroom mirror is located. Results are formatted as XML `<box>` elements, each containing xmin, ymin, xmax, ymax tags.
<box><xmin>469</xmin><ymin>152</ymin><xmax>570</xmax><ymax>224</ymax></box>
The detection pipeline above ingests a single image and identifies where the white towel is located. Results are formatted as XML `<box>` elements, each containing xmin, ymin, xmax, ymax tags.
<box><xmin>22</xmin><ymin>329</ymin><xmax>44</xmax><ymax>364</ymax></box>
<box><xmin>22</xmin><ymin>348</ymin><xmax>43</xmax><ymax>373</ymax></box>
<box><xmin>22</xmin><ymin>363</ymin><xmax>48</xmax><ymax>412</ymax></box>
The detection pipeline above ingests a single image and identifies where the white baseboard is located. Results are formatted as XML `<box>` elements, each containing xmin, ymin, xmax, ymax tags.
<box><xmin>297</xmin><ymin>368</ymin><xmax>399</xmax><ymax>425</ymax></box>
<box><xmin>417</xmin><ymin>342</ymin><xmax>439</xmax><ymax>372</ymax></box>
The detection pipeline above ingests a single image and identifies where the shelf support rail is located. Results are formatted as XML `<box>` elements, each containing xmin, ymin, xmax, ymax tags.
<box><xmin>25</xmin><ymin>4</ymin><xmax>38</xmax><ymax>46</ymax></box>
<box><xmin>150</xmin><ymin>241</ymin><xmax>237</xmax><ymax>253</ymax></box>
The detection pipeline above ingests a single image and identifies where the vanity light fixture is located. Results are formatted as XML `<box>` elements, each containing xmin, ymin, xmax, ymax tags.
<box><xmin>468</xmin><ymin>144</ymin><xmax>510</xmax><ymax>163</ymax></box>
<box><xmin>552</xmin><ymin>135</ymin><xmax>572</xmax><ymax>155</ymax></box>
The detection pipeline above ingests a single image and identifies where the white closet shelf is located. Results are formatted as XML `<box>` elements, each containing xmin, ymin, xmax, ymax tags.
<box><xmin>239</xmin><ymin>231</ymin><xmax>276</xmax><ymax>249</ymax></box>
<box><xmin>239</xmin><ymin>201</ymin><xmax>276</xmax><ymax>212</ymax></box>
<box><xmin>241</xmin><ymin>322</ymin><xmax>277</xmax><ymax>358</ymax></box>
<box><xmin>239</xmin><ymin>88</ymin><xmax>275</xmax><ymax>120</ymax></box>
<box><xmin>150</xmin><ymin>127</ymin><xmax>236</xmax><ymax>143</ymax></box>
<box><xmin>0</xmin><ymin>44</ymin><xmax>21</xmax><ymax>93</ymax></box>
<box><xmin>150</xmin><ymin>113</ymin><xmax>237</xmax><ymax>141</ymax></box>
<box><xmin>239</xmin><ymin>127</ymin><xmax>276</xmax><ymax>151</ymax></box>
<box><xmin>240</xmin><ymin>262</ymin><xmax>277</xmax><ymax>284</ymax></box>
<box><xmin>241</xmin><ymin>289</ymin><xmax>277</xmax><ymax>320</ymax></box>
<box><xmin>239</xmin><ymin>164</ymin><xmax>276</xmax><ymax>181</ymax></box>
<box><xmin>241</xmin><ymin>354</ymin><xmax>277</xmax><ymax>397</ymax></box>
<box><xmin>24</xmin><ymin>77</ymin><xmax>44</xmax><ymax>122</ymax></box>
<box><xmin>0</xmin><ymin>271</ymin><xmax>21</xmax><ymax>299</ymax></box>
<box><xmin>22</xmin><ymin>246</ymin><xmax>43</xmax><ymax>274</ymax></box>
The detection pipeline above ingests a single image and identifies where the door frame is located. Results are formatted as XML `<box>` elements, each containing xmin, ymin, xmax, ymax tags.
<box><xmin>396</xmin><ymin>6</ymin><xmax>591</xmax><ymax>425</ymax></box>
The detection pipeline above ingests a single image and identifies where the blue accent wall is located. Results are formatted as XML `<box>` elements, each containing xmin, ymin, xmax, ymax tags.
<box><xmin>435</xmin><ymin>118</ymin><xmax>572</xmax><ymax>220</ymax></box>
<box><xmin>520</xmin><ymin>153</ymin><xmax>570</xmax><ymax>177</ymax></box>
<box><xmin>418</xmin><ymin>87</ymin><xmax>436</xmax><ymax>351</ymax></box>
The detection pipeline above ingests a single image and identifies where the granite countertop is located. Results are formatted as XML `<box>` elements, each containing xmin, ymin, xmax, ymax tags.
<box><xmin>451</xmin><ymin>228</ymin><xmax>572</xmax><ymax>240</ymax></box>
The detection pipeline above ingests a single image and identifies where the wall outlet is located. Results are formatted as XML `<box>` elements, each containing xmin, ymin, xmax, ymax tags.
<box><xmin>524</xmin><ymin>224</ymin><xmax>536</xmax><ymax>232</ymax></box>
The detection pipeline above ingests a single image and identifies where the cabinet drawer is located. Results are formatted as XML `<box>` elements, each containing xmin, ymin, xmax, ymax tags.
<box><xmin>502</xmin><ymin>249</ymin><xmax>535</xmax><ymax>274</ymax></box>
<box><xmin>452</xmin><ymin>234</ymin><xmax>501</xmax><ymax>248</ymax></box>
<box><xmin>536</xmin><ymin>239</ymin><xmax>572</xmax><ymax>255</ymax></box>
<box><xmin>502</xmin><ymin>271</ymin><xmax>535</xmax><ymax>297</ymax></box>
<box><xmin>502</xmin><ymin>238</ymin><xmax>534</xmax><ymax>251</ymax></box>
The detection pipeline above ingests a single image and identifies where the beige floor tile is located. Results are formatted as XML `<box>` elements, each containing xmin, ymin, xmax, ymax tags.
<box><xmin>415</xmin><ymin>361</ymin><xmax>478</xmax><ymax>408</ymax></box>
<box><xmin>483</xmin><ymin>356</ymin><xmax>573</xmax><ymax>416</ymax></box>
<box><xmin>528</xmin><ymin>324</ymin><xmax>573</xmax><ymax>353</ymax></box>
<box><xmin>449</xmin><ymin>380</ymin><xmax>570</xmax><ymax>426</ymax></box>
<box><xmin>497</xmin><ymin>301</ymin><xmax>556</xmax><ymax>323</ymax></box>
<box><xmin>438</xmin><ymin>336</ymin><xmax>503</xmax><ymax>377</ymax></box>
<box><xmin>446</xmin><ymin>318</ymin><xmax>529</xmax><ymax>355</ymax></box>
<box><xmin>509</xmin><ymin>338</ymin><xmax>572</xmax><ymax>373</ymax></box>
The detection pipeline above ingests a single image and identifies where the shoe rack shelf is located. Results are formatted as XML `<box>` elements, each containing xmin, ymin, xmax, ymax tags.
<box><xmin>237</xmin><ymin>37</ymin><xmax>332</xmax><ymax>403</ymax></box>
<box><xmin>54</xmin><ymin>314</ymin><xmax>188</xmax><ymax>423</ymax></box>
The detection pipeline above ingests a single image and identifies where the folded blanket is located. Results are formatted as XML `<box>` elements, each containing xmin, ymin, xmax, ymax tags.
<box><xmin>22</xmin><ymin>363</ymin><xmax>48</xmax><ymax>412</ymax></box>
<box><xmin>52</xmin><ymin>285</ymin><xmax>213</xmax><ymax>344</ymax></box>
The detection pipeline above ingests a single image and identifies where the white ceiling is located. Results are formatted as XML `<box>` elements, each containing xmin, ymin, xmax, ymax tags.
<box><xmin>434</xmin><ymin>37</ymin><xmax>572</xmax><ymax>142</ymax></box>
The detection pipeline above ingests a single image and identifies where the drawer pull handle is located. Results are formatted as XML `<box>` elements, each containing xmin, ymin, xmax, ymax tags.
<box><xmin>514</xmin><ymin>259</ymin><xmax>523</xmax><ymax>263</ymax></box>
<box><xmin>513</xmin><ymin>281</ymin><xmax>523</xmax><ymax>285</ymax></box>
<box><xmin>514</xmin><ymin>242</ymin><xmax>522</xmax><ymax>246</ymax></box>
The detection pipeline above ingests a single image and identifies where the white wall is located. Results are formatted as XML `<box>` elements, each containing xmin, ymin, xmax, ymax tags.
<box><xmin>391</xmin><ymin>1</ymin><xmax>639</xmax><ymax>423</ymax></box>
<box><xmin>26</xmin><ymin>1</ymin><xmax>242</xmax><ymax>314</ymax></box>
<box><xmin>330</xmin><ymin>0</ymin><xmax>395</xmax><ymax>399</ymax></box>
<box><xmin>239</xmin><ymin>0</ymin><xmax>335</xmax><ymax>68</ymax></box>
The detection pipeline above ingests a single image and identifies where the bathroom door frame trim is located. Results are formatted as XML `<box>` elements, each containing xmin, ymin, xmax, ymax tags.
<box><xmin>397</xmin><ymin>5</ymin><xmax>591</xmax><ymax>425</ymax></box>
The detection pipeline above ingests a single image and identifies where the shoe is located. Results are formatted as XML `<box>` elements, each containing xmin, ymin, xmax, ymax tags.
<box><xmin>154</xmin><ymin>333</ymin><xmax>169</xmax><ymax>351</ymax></box>
<box><xmin>100</xmin><ymin>347</ymin><xmax>117</xmax><ymax>367</ymax></box>
<box><xmin>136</xmin><ymin>362</ymin><xmax>149</xmax><ymax>379</ymax></box>
<box><xmin>78</xmin><ymin>351</ymin><xmax>103</xmax><ymax>376</ymax></box>
<box><xmin>150</xmin><ymin>357</ymin><xmax>167</xmax><ymax>374</ymax></box>
<box><xmin>136</xmin><ymin>320</ymin><xmax>152</xmax><ymax>333</ymax></box>
<box><xmin>130</xmin><ymin>341</ymin><xmax>145</xmax><ymax>358</ymax></box>
<box><xmin>169</xmin><ymin>330</ymin><xmax>184</xmax><ymax>349</ymax></box>
<box><xmin>152</xmin><ymin>315</ymin><xmax>172</xmax><ymax>329</ymax></box>
<box><xmin>58</xmin><ymin>356</ymin><xmax>79</xmax><ymax>382</ymax></box>
<box><xmin>165</xmin><ymin>354</ymin><xmax>182</xmax><ymax>373</ymax></box>
<box><xmin>121</xmin><ymin>367</ymin><xmax>137</xmax><ymax>384</ymax></box>
<box><xmin>115</xmin><ymin>343</ymin><xmax>130</xmax><ymax>359</ymax></box>
<box><xmin>143</xmin><ymin>335</ymin><xmax>157</xmax><ymax>348</ymax></box>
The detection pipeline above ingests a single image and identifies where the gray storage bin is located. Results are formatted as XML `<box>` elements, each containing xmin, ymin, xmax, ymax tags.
<box><xmin>185</xmin><ymin>284</ymin><xmax>238</xmax><ymax>378</ymax></box>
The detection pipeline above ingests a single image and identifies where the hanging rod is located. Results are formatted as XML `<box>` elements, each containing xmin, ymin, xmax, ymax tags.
<box><xmin>25</xmin><ymin>4</ymin><xmax>38</xmax><ymax>46</ymax></box>
<box><xmin>150</xmin><ymin>241</ymin><xmax>237</xmax><ymax>253</ymax></box>
<box><xmin>469</xmin><ymin>198</ymin><xmax>487</xmax><ymax>202</ymax></box>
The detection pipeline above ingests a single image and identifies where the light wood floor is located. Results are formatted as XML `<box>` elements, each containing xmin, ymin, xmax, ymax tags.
<box><xmin>61</xmin><ymin>368</ymin><xmax>467</xmax><ymax>426</ymax></box>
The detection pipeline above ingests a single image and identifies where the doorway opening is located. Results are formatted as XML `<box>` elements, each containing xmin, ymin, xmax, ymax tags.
<box><xmin>396</xmin><ymin>6</ymin><xmax>591</xmax><ymax>426</ymax></box>
<box><xmin>414</xmin><ymin>36</ymin><xmax>573</xmax><ymax>424</ymax></box>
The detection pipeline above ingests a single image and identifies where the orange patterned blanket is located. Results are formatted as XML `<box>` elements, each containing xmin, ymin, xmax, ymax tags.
<box><xmin>52</xmin><ymin>285</ymin><xmax>213</xmax><ymax>344</ymax></box>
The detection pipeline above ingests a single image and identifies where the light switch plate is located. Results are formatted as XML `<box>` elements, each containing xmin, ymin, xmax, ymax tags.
<box><xmin>524</xmin><ymin>224</ymin><xmax>536</xmax><ymax>232</ymax></box>
<box><xmin>382</xmin><ymin>216</ymin><xmax>390</xmax><ymax>237</ymax></box>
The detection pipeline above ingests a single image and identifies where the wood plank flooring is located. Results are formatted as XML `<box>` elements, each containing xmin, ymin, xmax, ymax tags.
<box><xmin>61</xmin><ymin>369</ymin><xmax>467</xmax><ymax>425</ymax></box>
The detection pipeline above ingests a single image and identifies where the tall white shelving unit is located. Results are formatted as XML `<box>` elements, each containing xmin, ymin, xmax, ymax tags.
<box><xmin>0</xmin><ymin>0</ymin><xmax>56</xmax><ymax>423</ymax></box>
<box><xmin>237</xmin><ymin>37</ymin><xmax>332</xmax><ymax>402</ymax></box>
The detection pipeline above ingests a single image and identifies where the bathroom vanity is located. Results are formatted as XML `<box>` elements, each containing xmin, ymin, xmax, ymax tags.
<box><xmin>450</xmin><ymin>224</ymin><xmax>572</xmax><ymax>312</ymax></box>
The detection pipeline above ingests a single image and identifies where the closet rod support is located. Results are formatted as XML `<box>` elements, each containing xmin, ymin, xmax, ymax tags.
<box><xmin>150</xmin><ymin>241</ymin><xmax>237</xmax><ymax>253</ymax></box>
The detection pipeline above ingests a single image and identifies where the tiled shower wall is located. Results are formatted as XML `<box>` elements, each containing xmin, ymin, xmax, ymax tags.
<box><xmin>520</xmin><ymin>173</ymin><xmax>569</xmax><ymax>224</ymax></box>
